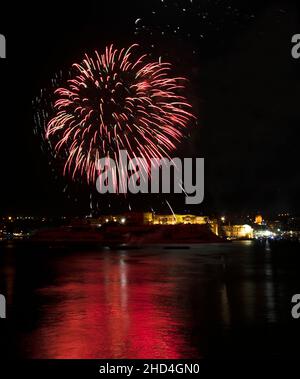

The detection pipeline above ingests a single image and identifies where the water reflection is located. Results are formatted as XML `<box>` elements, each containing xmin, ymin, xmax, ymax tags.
<box><xmin>22</xmin><ymin>250</ymin><xmax>200</xmax><ymax>358</ymax></box>
<box><xmin>1</xmin><ymin>241</ymin><xmax>299</xmax><ymax>358</ymax></box>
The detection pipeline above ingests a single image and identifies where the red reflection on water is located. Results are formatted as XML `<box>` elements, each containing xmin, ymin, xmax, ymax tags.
<box><xmin>26</xmin><ymin>252</ymin><xmax>194</xmax><ymax>358</ymax></box>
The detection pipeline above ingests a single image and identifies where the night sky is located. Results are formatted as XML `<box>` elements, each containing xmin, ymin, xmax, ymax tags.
<box><xmin>0</xmin><ymin>0</ymin><xmax>299</xmax><ymax>216</ymax></box>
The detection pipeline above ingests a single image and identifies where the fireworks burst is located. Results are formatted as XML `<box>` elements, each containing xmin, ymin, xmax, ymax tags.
<box><xmin>43</xmin><ymin>44</ymin><xmax>195</xmax><ymax>189</ymax></box>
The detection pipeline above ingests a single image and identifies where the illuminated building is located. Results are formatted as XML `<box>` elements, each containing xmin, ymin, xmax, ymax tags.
<box><xmin>222</xmin><ymin>224</ymin><xmax>254</xmax><ymax>240</ymax></box>
<box><xmin>152</xmin><ymin>214</ymin><xmax>208</xmax><ymax>225</ymax></box>
<box><xmin>90</xmin><ymin>212</ymin><xmax>219</xmax><ymax>235</ymax></box>
<box><xmin>254</xmin><ymin>215</ymin><xmax>263</xmax><ymax>225</ymax></box>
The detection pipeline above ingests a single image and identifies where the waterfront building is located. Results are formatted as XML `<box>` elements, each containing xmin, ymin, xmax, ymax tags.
<box><xmin>221</xmin><ymin>224</ymin><xmax>254</xmax><ymax>240</ymax></box>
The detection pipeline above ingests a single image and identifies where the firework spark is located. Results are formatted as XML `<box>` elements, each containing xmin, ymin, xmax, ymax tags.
<box><xmin>45</xmin><ymin>44</ymin><xmax>195</xmax><ymax>190</ymax></box>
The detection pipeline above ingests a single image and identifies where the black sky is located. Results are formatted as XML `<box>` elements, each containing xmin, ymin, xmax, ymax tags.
<box><xmin>0</xmin><ymin>0</ymin><xmax>299</xmax><ymax>216</ymax></box>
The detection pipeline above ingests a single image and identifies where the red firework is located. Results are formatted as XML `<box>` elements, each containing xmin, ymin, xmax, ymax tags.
<box><xmin>46</xmin><ymin>44</ymin><xmax>195</xmax><ymax>187</ymax></box>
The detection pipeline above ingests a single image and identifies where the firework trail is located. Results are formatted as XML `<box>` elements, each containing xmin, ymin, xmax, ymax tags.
<box><xmin>42</xmin><ymin>44</ymin><xmax>194</xmax><ymax>190</ymax></box>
